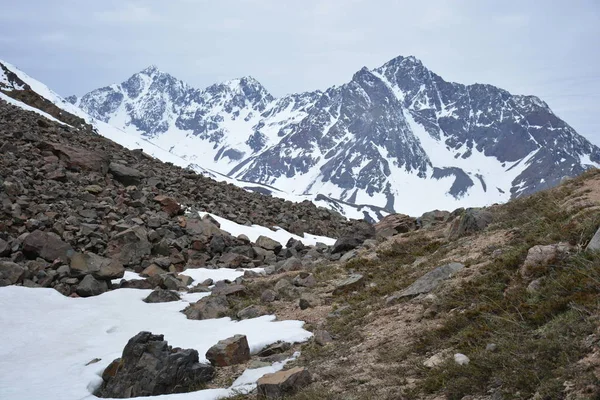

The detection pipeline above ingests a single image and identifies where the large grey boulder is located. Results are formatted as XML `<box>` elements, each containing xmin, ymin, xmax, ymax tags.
<box><xmin>22</xmin><ymin>230</ymin><xmax>73</xmax><ymax>262</ymax></box>
<box><xmin>396</xmin><ymin>262</ymin><xmax>464</xmax><ymax>298</ymax></box>
<box><xmin>183</xmin><ymin>295</ymin><xmax>230</xmax><ymax>320</ymax></box>
<box><xmin>70</xmin><ymin>252</ymin><xmax>125</xmax><ymax>280</ymax></box>
<box><xmin>447</xmin><ymin>208</ymin><xmax>492</xmax><ymax>239</ymax></box>
<box><xmin>107</xmin><ymin>226</ymin><xmax>151</xmax><ymax>266</ymax></box>
<box><xmin>76</xmin><ymin>275</ymin><xmax>108</xmax><ymax>297</ymax></box>
<box><xmin>108</xmin><ymin>162</ymin><xmax>145</xmax><ymax>186</ymax></box>
<box><xmin>96</xmin><ymin>332</ymin><xmax>215</xmax><ymax>398</ymax></box>
<box><xmin>256</xmin><ymin>236</ymin><xmax>282</xmax><ymax>253</ymax></box>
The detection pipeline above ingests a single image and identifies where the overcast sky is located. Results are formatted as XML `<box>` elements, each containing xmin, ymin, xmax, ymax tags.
<box><xmin>1</xmin><ymin>0</ymin><xmax>599</xmax><ymax>144</ymax></box>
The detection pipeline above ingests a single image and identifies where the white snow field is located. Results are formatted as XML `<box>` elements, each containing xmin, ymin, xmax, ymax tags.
<box><xmin>0</xmin><ymin>282</ymin><xmax>312</xmax><ymax>400</ymax></box>
<box><xmin>197</xmin><ymin>211</ymin><xmax>336</xmax><ymax>247</ymax></box>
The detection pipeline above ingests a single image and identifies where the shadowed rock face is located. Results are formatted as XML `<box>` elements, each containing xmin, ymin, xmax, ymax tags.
<box><xmin>96</xmin><ymin>332</ymin><xmax>215</xmax><ymax>398</ymax></box>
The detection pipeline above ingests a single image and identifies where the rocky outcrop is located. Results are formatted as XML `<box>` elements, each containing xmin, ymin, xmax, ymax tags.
<box><xmin>96</xmin><ymin>332</ymin><xmax>215</xmax><ymax>398</ymax></box>
<box><xmin>374</xmin><ymin>213</ymin><xmax>417</xmax><ymax>238</ymax></box>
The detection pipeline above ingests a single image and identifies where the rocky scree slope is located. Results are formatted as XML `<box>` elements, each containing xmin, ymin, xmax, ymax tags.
<box><xmin>70</xmin><ymin>56</ymin><xmax>600</xmax><ymax>215</ymax></box>
<box><xmin>1</xmin><ymin>59</ymin><xmax>386</xmax><ymax>222</ymax></box>
<box><xmin>0</xmin><ymin>98</ymin><xmax>363</xmax><ymax>298</ymax></box>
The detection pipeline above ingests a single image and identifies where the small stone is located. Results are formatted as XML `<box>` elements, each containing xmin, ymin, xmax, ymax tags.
<box><xmin>454</xmin><ymin>353</ymin><xmax>470</xmax><ymax>365</ymax></box>
<box><xmin>423</xmin><ymin>353</ymin><xmax>444</xmax><ymax>368</ymax></box>
<box><xmin>486</xmin><ymin>343</ymin><xmax>498</xmax><ymax>352</ymax></box>
<box><xmin>314</xmin><ymin>330</ymin><xmax>333</xmax><ymax>346</ymax></box>
<box><xmin>261</xmin><ymin>289</ymin><xmax>277</xmax><ymax>303</ymax></box>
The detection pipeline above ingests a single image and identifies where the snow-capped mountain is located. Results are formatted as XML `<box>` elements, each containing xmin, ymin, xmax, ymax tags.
<box><xmin>0</xmin><ymin>59</ymin><xmax>386</xmax><ymax>221</ymax></box>
<box><xmin>68</xmin><ymin>55</ymin><xmax>600</xmax><ymax>216</ymax></box>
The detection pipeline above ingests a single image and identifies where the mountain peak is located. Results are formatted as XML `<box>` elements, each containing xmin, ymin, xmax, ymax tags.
<box><xmin>140</xmin><ymin>65</ymin><xmax>162</xmax><ymax>76</ymax></box>
<box><xmin>383</xmin><ymin>54</ymin><xmax>424</xmax><ymax>69</ymax></box>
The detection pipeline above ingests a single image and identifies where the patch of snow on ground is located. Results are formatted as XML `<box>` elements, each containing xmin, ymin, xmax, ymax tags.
<box><xmin>111</xmin><ymin>270</ymin><xmax>141</xmax><ymax>284</ymax></box>
<box><xmin>0</xmin><ymin>284</ymin><xmax>311</xmax><ymax>400</ymax></box>
<box><xmin>197</xmin><ymin>211</ymin><xmax>336</xmax><ymax>246</ymax></box>
<box><xmin>182</xmin><ymin>267</ymin><xmax>265</xmax><ymax>284</ymax></box>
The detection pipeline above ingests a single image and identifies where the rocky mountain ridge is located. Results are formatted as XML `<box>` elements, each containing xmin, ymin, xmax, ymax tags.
<box><xmin>69</xmin><ymin>55</ymin><xmax>600</xmax><ymax>215</ymax></box>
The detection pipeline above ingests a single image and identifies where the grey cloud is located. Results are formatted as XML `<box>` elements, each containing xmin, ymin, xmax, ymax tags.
<box><xmin>0</xmin><ymin>0</ymin><xmax>598</xmax><ymax>144</ymax></box>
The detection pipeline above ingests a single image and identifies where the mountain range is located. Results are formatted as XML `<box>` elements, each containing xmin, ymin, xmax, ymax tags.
<box><xmin>3</xmin><ymin>55</ymin><xmax>600</xmax><ymax>219</ymax></box>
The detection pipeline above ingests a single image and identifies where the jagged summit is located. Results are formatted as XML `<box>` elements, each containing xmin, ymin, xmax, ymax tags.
<box><xmin>32</xmin><ymin>54</ymin><xmax>600</xmax><ymax>216</ymax></box>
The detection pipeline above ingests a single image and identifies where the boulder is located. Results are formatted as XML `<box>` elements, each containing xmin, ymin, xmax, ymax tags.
<box><xmin>257</xmin><ymin>367</ymin><xmax>311</xmax><ymax>399</ymax></box>
<box><xmin>520</xmin><ymin>243</ymin><xmax>572</xmax><ymax>279</ymax></box>
<box><xmin>332</xmin><ymin>274</ymin><xmax>365</xmax><ymax>295</ymax></box>
<box><xmin>237</xmin><ymin>305</ymin><xmax>263</xmax><ymax>320</ymax></box>
<box><xmin>418</xmin><ymin>210</ymin><xmax>450</xmax><ymax>229</ymax></box>
<box><xmin>396</xmin><ymin>262</ymin><xmax>464</xmax><ymax>298</ymax></box>
<box><xmin>96</xmin><ymin>332</ymin><xmax>215</xmax><ymax>398</ymax></box>
<box><xmin>107</xmin><ymin>226</ymin><xmax>151</xmax><ymax>266</ymax></box>
<box><xmin>141</xmin><ymin>264</ymin><xmax>168</xmax><ymax>277</ymax></box>
<box><xmin>280</xmin><ymin>257</ymin><xmax>303</xmax><ymax>272</ymax></box>
<box><xmin>108</xmin><ymin>162</ymin><xmax>145</xmax><ymax>186</ymax></box>
<box><xmin>143</xmin><ymin>289</ymin><xmax>181</xmax><ymax>303</ymax></box>
<box><xmin>39</xmin><ymin>142</ymin><xmax>109</xmax><ymax>173</ymax></box>
<box><xmin>219</xmin><ymin>252</ymin><xmax>252</xmax><ymax>268</ymax></box>
<box><xmin>447</xmin><ymin>208</ymin><xmax>492</xmax><ymax>239</ymax></box>
<box><xmin>183</xmin><ymin>295</ymin><xmax>230</xmax><ymax>320</ymax></box>
<box><xmin>0</xmin><ymin>238</ymin><xmax>10</xmax><ymax>256</ymax></box>
<box><xmin>211</xmin><ymin>284</ymin><xmax>246</xmax><ymax>297</ymax></box>
<box><xmin>293</xmin><ymin>272</ymin><xmax>316</xmax><ymax>288</ymax></box>
<box><xmin>256</xmin><ymin>236</ymin><xmax>282</xmax><ymax>253</ymax></box>
<box><xmin>76</xmin><ymin>275</ymin><xmax>108</xmax><ymax>297</ymax></box>
<box><xmin>0</xmin><ymin>261</ymin><xmax>26</xmax><ymax>286</ymax></box>
<box><xmin>257</xmin><ymin>342</ymin><xmax>291</xmax><ymax>357</ymax></box>
<box><xmin>22</xmin><ymin>230</ymin><xmax>73</xmax><ymax>262</ymax></box>
<box><xmin>205</xmin><ymin>334</ymin><xmax>250</xmax><ymax>367</ymax></box>
<box><xmin>69</xmin><ymin>252</ymin><xmax>125</xmax><ymax>280</ymax></box>
<box><xmin>261</xmin><ymin>289</ymin><xmax>278</xmax><ymax>303</ymax></box>
<box><xmin>314</xmin><ymin>330</ymin><xmax>333</xmax><ymax>346</ymax></box>
<box><xmin>331</xmin><ymin>220</ymin><xmax>375</xmax><ymax>254</ymax></box>
<box><xmin>153</xmin><ymin>195</ymin><xmax>182</xmax><ymax>217</ymax></box>
<box><xmin>374</xmin><ymin>213</ymin><xmax>417</xmax><ymax>238</ymax></box>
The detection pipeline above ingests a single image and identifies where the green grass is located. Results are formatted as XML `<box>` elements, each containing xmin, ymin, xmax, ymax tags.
<box><xmin>405</xmin><ymin>181</ymin><xmax>600</xmax><ymax>399</ymax></box>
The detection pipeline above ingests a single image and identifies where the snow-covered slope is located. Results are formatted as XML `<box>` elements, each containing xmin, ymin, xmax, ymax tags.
<box><xmin>70</xmin><ymin>55</ymin><xmax>600</xmax><ymax>216</ymax></box>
